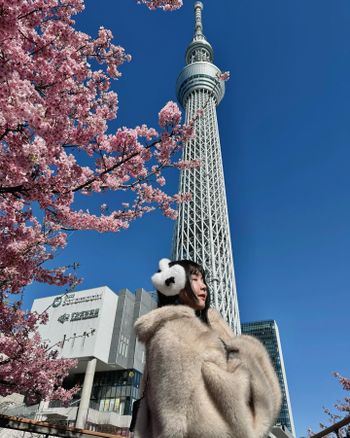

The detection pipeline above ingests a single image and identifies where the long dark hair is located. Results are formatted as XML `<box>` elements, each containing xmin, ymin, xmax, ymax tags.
<box><xmin>157</xmin><ymin>259</ymin><xmax>211</xmax><ymax>325</ymax></box>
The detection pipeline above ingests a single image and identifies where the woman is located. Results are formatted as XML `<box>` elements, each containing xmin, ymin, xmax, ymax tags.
<box><xmin>133</xmin><ymin>258</ymin><xmax>281</xmax><ymax>438</ymax></box>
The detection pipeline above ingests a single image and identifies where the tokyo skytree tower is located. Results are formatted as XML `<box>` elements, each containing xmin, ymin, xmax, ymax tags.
<box><xmin>172</xmin><ymin>1</ymin><xmax>241</xmax><ymax>333</ymax></box>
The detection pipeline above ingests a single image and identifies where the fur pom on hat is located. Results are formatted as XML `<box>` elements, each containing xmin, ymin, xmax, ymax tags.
<box><xmin>151</xmin><ymin>258</ymin><xmax>186</xmax><ymax>297</ymax></box>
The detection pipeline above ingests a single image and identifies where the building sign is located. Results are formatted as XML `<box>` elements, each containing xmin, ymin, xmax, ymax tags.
<box><xmin>52</xmin><ymin>292</ymin><xmax>102</xmax><ymax>308</ymax></box>
<box><xmin>57</xmin><ymin>313</ymin><xmax>70</xmax><ymax>324</ymax></box>
<box><xmin>57</xmin><ymin>308</ymin><xmax>99</xmax><ymax>324</ymax></box>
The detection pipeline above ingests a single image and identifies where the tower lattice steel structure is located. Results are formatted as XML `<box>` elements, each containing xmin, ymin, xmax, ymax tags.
<box><xmin>172</xmin><ymin>1</ymin><xmax>241</xmax><ymax>333</ymax></box>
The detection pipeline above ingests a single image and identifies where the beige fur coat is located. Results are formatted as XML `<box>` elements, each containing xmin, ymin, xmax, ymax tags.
<box><xmin>133</xmin><ymin>305</ymin><xmax>281</xmax><ymax>438</ymax></box>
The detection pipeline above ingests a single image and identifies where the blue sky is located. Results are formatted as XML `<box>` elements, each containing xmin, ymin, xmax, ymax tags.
<box><xmin>25</xmin><ymin>1</ymin><xmax>350</xmax><ymax>436</ymax></box>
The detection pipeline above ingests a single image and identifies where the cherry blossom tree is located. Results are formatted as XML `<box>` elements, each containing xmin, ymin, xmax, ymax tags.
<box><xmin>0</xmin><ymin>0</ymin><xmax>194</xmax><ymax>298</ymax></box>
<box><xmin>332</xmin><ymin>373</ymin><xmax>350</xmax><ymax>416</ymax></box>
<box><xmin>319</xmin><ymin>374</ymin><xmax>350</xmax><ymax>429</ymax></box>
<box><xmin>0</xmin><ymin>0</ymin><xmax>199</xmax><ymax>402</ymax></box>
<box><xmin>0</xmin><ymin>300</ymin><xmax>78</xmax><ymax>404</ymax></box>
<box><xmin>309</xmin><ymin>373</ymin><xmax>350</xmax><ymax>438</ymax></box>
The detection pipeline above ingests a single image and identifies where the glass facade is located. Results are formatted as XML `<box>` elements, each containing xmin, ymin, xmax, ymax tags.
<box><xmin>67</xmin><ymin>369</ymin><xmax>142</xmax><ymax>416</ymax></box>
<box><xmin>241</xmin><ymin>320</ymin><xmax>296</xmax><ymax>436</ymax></box>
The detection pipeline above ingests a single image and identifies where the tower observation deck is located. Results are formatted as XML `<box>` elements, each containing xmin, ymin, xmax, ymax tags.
<box><xmin>172</xmin><ymin>1</ymin><xmax>241</xmax><ymax>333</ymax></box>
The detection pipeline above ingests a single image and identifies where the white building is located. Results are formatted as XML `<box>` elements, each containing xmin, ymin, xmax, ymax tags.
<box><xmin>29</xmin><ymin>286</ymin><xmax>156</xmax><ymax>434</ymax></box>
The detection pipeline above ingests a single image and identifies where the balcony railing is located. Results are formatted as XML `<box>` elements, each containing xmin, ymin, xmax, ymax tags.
<box><xmin>0</xmin><ymin>414</ymin><xmax>127</xmax><ymax>438</ymax></box>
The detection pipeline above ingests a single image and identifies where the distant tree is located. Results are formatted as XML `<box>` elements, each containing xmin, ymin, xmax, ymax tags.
<box><xmin>332</xmin><ymin>373</ymin><xmax>350</xmax><ymax>417</ymax></box>
<box><xmin>309</xmin><ymin>373</ymin><xmax>350</xmax><ymax>438</ymax></box>
<box><xmin>0</xmin><ymin>0</ymin><xmax>199</xmax><ymax>403</ymax></box>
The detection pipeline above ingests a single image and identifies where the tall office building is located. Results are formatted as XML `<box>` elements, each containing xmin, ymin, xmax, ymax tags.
<box><xmin>172</xmin><ymin>1</ymin><xmax>240</xmax><ymax>333</ymax></box>
<box><xmin>241</xmin><ymin>320</ymin><xmax>296</xmax><ymax>436</ymax></box>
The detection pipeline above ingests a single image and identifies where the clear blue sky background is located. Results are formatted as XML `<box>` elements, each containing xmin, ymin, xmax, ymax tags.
<box><xmin>25</xmin><ymin>1</ymin><xmax>350</xmax><ymax>436</ymax></box>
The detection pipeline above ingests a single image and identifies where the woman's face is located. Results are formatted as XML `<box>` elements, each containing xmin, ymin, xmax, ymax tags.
<box><xmin>179</xmin><ymin>272</ymin><xmax>208</xmax><ymax>310</ymax></box>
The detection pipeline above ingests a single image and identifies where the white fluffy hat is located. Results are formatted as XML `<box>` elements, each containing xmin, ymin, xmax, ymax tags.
<box><xmin>151</xmin><ymin>258</ymin><xmax>186</xmax><ymax>296</ymax></box>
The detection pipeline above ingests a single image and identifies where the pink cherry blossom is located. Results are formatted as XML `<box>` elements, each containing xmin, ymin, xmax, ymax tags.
<box><xmin>333</xmin><ymin>372</ymin><xmax>350</xmax><ymax>414</ymax></box>
<box><xmin>137</xmin><ymin>0</ymin><xmax>183</xmax><ymax>11</ymax></box>
<box><xmin>310</xmin><ymin>372</ymin><xmax>350</xmax><ymax>434</ymax></box>
<box><xmin>156</xmin><ymin>176</ymin><xmax>166</xmax><ymax>186</ymax></box>
<box><xmin>0</xmin><ymin>0</ymin><xmax>205</xmax><ymax>404</ymax></box>
<box><xmin>158</xmin><ymin>101</ymin><xmax>182</xmax><ymax>128</ymax></box>
<box><xmin>0</xmin><ymin>0</ymin><xmax>195</xmax><ymax>298</ymax></box>
<box><xmin>0</xmin><ymin>301</ymin><xmax>78</xmax><ymax>404</ymax></box>
<box><xmin>217</xmin><ymin>70</ymin><xmax>231</xmax><ymax>81</ymax></box>
<box><xmin>175</xmin><ymin>159</ymin><xmax>201</xmax><ymax>169</ymax></box>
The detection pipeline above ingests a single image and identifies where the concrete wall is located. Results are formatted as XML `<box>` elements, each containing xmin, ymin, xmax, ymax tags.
<box><xmin>130</xmin><ymin>288</ymin><xmax>157</xmax><ymax>372</ymax></box>
<box><xmin>108</xmin><ymin>288</ymin><xmax>157</xmax><ymax>372</ymax></box>
<box><xmin>31</xmin><ymin>287</ymin><xmax>118</xmax><ymax>364</ymax></box>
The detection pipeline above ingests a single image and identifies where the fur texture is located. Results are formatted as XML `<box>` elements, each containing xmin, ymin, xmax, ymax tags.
<box><xmin>134</xmin><ymin>306</ymin><xmax>281</xmax><ymax>438</ymax></box>
<box><xmin>151</xmin><ymin>258</ymin><xmax>187</xmax><ymax>296</ymax></box>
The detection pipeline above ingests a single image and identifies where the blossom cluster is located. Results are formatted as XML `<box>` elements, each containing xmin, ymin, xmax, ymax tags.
<box><xmin>333</xmin><ymin>372</ymin><xmax>350</xmax><ymax>414</ymax></box>
<box><xmin>137</xmin><ymin>0</ymin><xmax>183</xmax><ymax>11</ymax></box>
<box><xmin>217</xmin><ymin>71</ymin><xmax>231</xmax><ymax>81</ymax></box>
<box><xmin>0</xmin><ymin>301</ymin><xmax>78</xmax><ymax>404</ymax></box>
<box><xmin>158</xmin><ymin>101</ymin><xmax>182</xmax><ymax>128</ymax></box>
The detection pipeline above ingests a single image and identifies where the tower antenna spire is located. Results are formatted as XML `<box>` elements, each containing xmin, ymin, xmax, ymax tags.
<box><xmin>184</xmin><ymin>1</ymin><xmax>213</xmax><ymax>65</ymax></box>
<box><xmin>194</xmin><ymin>1</ymin><xmax>204</xmax><ymax>39</ymax></box>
